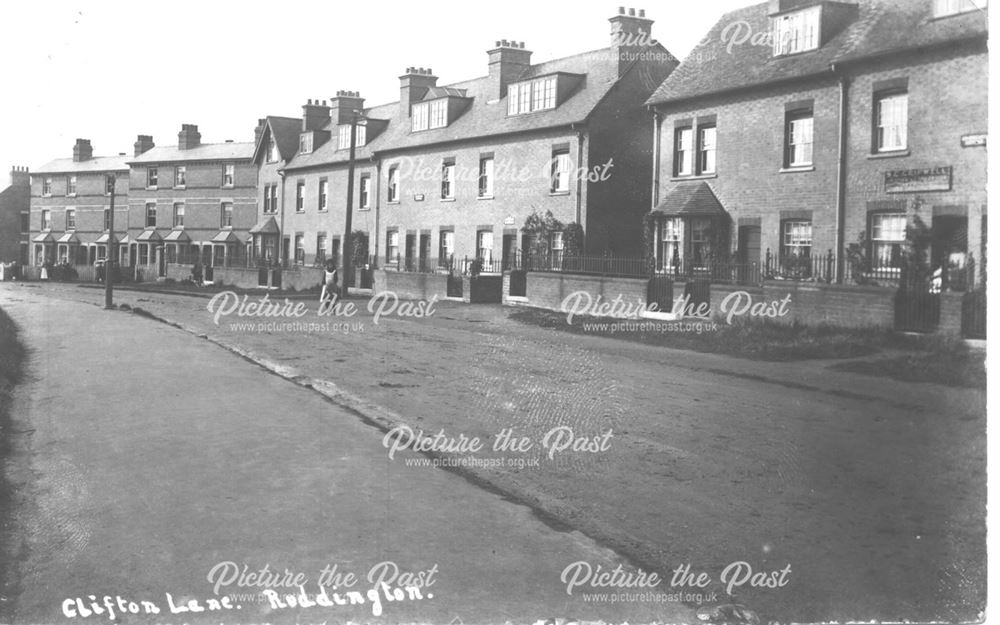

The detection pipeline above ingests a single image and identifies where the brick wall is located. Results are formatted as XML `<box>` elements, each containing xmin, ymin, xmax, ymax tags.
<box><xmin>376</xmin><ymin>270</ymin><xmax>449</xmax><ymax>301</ymax></box>
<box><xmin>282</xmin><ymin>162</ymin><xmax>378</xmax><ymax>266</ymax></box>
<box><xmin>126</xmin><ymin>159</ymin><xmax>257</xmax><ymax>246</ymax></box>
<box><xmin>654</xmin><ymin>76</ymin><xmax>842</xmax><ymax>259</ymax></box>
<box><xmin>516</xmin><ymin>271</ymin><xmax>648</xmax><ymax>314</ymax></box>
<box><xmin>379</xmin><ymin>129</ymin><xmax>583</xmax><ymax>267</ymax></box>
<box><xmin>675</xmin><ymin>280</ymin><xmax>896</xmax><ymax>328</ymax></box>
<box><xmin>29</xmin><ymin>169</ymin><xmax>128</xmax><ymax>264</ymax></box>
<box><xmin>842</xmin><ymin>44</ymin><xmax>988</xmax><ymax>284</ymax></box>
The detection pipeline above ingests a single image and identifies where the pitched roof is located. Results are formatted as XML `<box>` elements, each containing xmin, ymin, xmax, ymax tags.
<box><xmin>251</xmin><ymin>116</ymin><xmax>303</xmax><ymax>164</ymax></box>
<box><xmin>651</xmin><ymin>181</ymin><xmax>727</xmax><ymax>216</ymax></box>
<box><xmin>129</xmin><ymin>142</ymin><xmax>254</xmax><ymax>164</ymax></box>
<box><xmin>835</xmin><ymin>0</ymin><xmax>987</xmax><ymax>62</ymax></box>
<box><xmin>647</xmin><ymin>0</ymin><xmax>987</xmax><ymax>106</ymax></box>
<box><xmin>34</xmin><ymin>155</ymin><xmax>130</xmax><ymax>174</ymax></box>
<box><xmin>284</xmin><ymin>43</ymin><xmax>677</xmax><ymax>172</ymax></box>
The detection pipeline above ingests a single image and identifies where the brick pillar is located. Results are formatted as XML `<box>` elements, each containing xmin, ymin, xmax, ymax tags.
<box><xmin>938</xmin><ymin>292</ymin><xmax>964</xmax><ymax>336</ymax></box>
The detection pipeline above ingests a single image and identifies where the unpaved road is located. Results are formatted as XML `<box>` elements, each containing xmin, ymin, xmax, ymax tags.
<box><xmin>1</xmin><ymin>282</ymin><xmax>987</xmax><ymax>623</ymax></box>
<box><xmin>0</xmin><ymin>287</ymin><xmax>694</xmax><ymax>625</ymax></box>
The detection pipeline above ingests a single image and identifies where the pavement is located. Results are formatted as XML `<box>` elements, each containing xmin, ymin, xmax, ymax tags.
<box><xmin>0</xmin><ymin>282</ymin><xmax>987</xmax><ymax>624</ymax></box>
<box><xmin>0</xmin><ymin>286</ymin><xmax>698</xmax><ymax>625</ymax></box>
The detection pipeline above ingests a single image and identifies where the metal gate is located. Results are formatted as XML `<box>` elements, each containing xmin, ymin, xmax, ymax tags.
<box><xmin>962</xmin><ymin>289</ymin><xmax>986</xmax><ymax>339</ymax></box>
<box><xmin>447</xmin><ymin>272</ymin><xmax>463</xmax><ymax>298</ymax></box>
<box><xmin>894</xmin><ymin>271</ymin><xmax>940</xmax><ymax>333</ymax></box>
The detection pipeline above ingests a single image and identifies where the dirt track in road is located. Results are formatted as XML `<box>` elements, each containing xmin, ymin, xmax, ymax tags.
<box><xmin>14</xmin><ymin>283</ymin><xmax>987</xmax><ymax>623</ymax></box>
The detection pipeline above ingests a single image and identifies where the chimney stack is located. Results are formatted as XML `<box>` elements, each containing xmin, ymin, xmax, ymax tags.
<box><xmin>487</xmin><ymin>40</ymin><xmax>532</xmax><ymax>101</ymax></box>
<box><xmin>72</xmin><ymin>138</ymin><xmax>93</xmax><ymax>162</ymax></box>
<box><xmin>330</xmin><ymin>91</ymin><xmax>366</xmax><ymax>125</ymax></box>
<box><xmin>302</xmin><ymin>98</ymin><xmax>332</xmax><ymax>131</ymax></box>
<box><xmin>254</xmin><ymin>118</ymin><xmax>267</xmax><ymax>146</ymax></box>
<box><xmin>609</xmin><ymin>7</ymin><xmax>655</xmax><ymax>77</ymax></box>
<box><xmin>399</xmin><ymin>68</ymin><xmax>438</xmax><ymax>118</ymax></box>
<box><xmin>134</xmin><ymin>134</ymin><xmax>155</xmax><ymax>156</ymax></box>
<box><xmin>177</xmin><ymin>124</ymin><xmax>201</xmax><ymax>150</ymax></box>
<box><xmin>9</xmin><ymin>166</ymin><xmax>29</xmax><ymax>189</ymax></box>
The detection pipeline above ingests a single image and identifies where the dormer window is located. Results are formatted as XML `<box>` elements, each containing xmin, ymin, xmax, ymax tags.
<box><xmin>299</xmin><ymin>133</ymin><xmax>313</xmax><ymax>154</ymax></box>
<box><xmin>267</xmin><ymin>137</ymin><xmax>279</xmax><ymax>163</ymax></box>
<box><xmin>412</xmin><ymin>99</ymin><xmax>450</xmax><ymax>131</ymax></box>
<box><xmin>772</xmin><ymin>6</ymin><xmax>821</xmax><ymax>56</ymax></box>
<box><xmin>508</xmin><ymin>76</ymin><xmax>557</xmax><ymax>115</ymax></box>
<box><xmin>933</xmin><ymin>0</ymin><xmax>981</xmax><ymax>17</ymax></box>
<box><xmin>338</xmin><ymin>124</ymin><xmax>366</xmax><ymax>149</ymax></box>
<box><xmin>430</xmin><ymin>100</ymin><xmax>447</xmax><ymax>128</ymax></box>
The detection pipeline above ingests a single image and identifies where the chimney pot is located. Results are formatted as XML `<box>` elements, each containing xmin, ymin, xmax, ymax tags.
<box><xmin>639</xmin><ymin>8</ymin><xmax>645</xmax><ymax>17</ymax></box>
<box><xmin>619</xmin><ymin>6</ymin><xmax>625</xmax><ymax>14</ymax></box>
<box><xmin>495</xmin><ymin>40</ymin><xmax>501</xmax><ymax>47</ymax></box>
<box><xmin>629</xmin><ymin>8</ymin><xmax>636</xmax><ymax>16</ymax></box>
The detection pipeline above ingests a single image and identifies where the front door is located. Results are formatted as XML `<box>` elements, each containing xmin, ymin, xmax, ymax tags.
<box><xmin>404</xmin><ymin>234</ymin><xmax>416</xmax><ymax>270</ymax></box>
<box><xmin>502</xmin><ymin>234</ymin><xmax>516</xmax><ymax>270</ymax></box>
<box><xmin>931</xmin><ymin>215</ymin><xmax>967</xmax><ymax>291</ymax></box>
<box><xmin>738</xmin><ymin>226</ymin><xmax>761</xmax><ymax>264</ymax></box>
<box><xmin>419</xmin><ymin>234</ymin><xmax>431</xmax><ymax>271</ymax></box>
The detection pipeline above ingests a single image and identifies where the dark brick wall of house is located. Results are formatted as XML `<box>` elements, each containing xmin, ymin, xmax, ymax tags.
<box><xmin>0</xmin><ymin>168</ymin><xmax>29</xmax><ymax>263</ymax></box>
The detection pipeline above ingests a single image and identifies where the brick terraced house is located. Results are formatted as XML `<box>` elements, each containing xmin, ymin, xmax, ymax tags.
<box><xmin>127</xmin><ymin>125</ymin><xmax>256</xmax><ymax>278</ymax></box>
<box><xmin>645</xmin><ymin>0</ymin><xmax>987</xmax><ymax>287</ymax></box>
<box><xmin>249</xmin><ymin>7</ymin><xmax>679</xmax><ymax>274</ymax></box>
<box><xmin>30</xmin><ymin>139</ymin><xmax>130</xmax><ymax>268</ymax></box>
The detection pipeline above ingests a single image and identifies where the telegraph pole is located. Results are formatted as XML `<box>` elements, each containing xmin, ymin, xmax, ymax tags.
<box><xmin>104</xmin><ymin>173</ymin><xmax>116</xmax><ymax>309</ymax></box>
<box><xmin>342</xmin><ymin>110</ymin><xmax>361</xmax><ymax>297</ymax></box>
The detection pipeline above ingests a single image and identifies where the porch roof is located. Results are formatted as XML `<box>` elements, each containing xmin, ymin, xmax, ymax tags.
<box><xmin>163</xmin><ymin>229</ymin><xmax>191</xmax><ymax>242</ymax></box>
<box><xmin>56</xmin><ymin>232</ymin><xmax>80</xmax><ymax>243</ymax></box>
<box><xmin>211</xmin><ymin>230</ymin><xmax>243</xmax><ymax>243</ymax></box>
<box><xmin>32</xmin><ymin>232</ymin><xmax>55</xmax><ymax>242</ymax></box>
<box><xmin>136</xmin><ymin>229</ymin><xmax>161</xmax><ymax>242</ymax></box>
<box><xmin>249</xmin><ymin>216</ymin><xmax>280</xmax><ymax>235</ymax></box>
<box><xmin>651</xmin><ymin>182</ymin><xmax>727</xmax><ymax>218</ymax></box>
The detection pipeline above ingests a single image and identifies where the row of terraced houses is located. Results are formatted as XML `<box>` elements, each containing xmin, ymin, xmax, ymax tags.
<box><xmin>10</xmin><ymin>0</ymin><xmax>987</xmax><ymax>306</ymax></box>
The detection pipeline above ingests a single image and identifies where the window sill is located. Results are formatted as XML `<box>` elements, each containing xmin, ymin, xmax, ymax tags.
<box><xmin>222</xmin><ymin>185</ymin><xmax>234</xmax><ymax>189</ymax></box>
<box><xmin>318</xmin><ymin>209</ymin><xmax>328</xmax><ymax>213</ymax></box>
<box><xmin>670</xmin><ymin>173</ymin><xmax>717</xmax><ymax>182</ymax></box>
<box><xmin>147</xmin><ymin>186</ymin><xmax>158</xmax><ymax>191</ymax></box>
<box><xmin>359</xmin><ymin>207</ymin><xmax>371</xmax><ymax>211</ymax></box>
<box><xmin>387</xmin><ymin>201</ymin><xmax>400</xmax><ymax>205</ymax></box>
<box><xmin>173</xmin><ymin>186</ymin><xmax>186</xmax><ymax>190</ymax></box>
<box><xmin>550</xmin><ymin>191</ymin><xmax>571</xmax><ymax>197</ymax></box>
<box><xmin>66</xmin><ymin>193</ymin><xmax>77</xmax><ymax>198</ymax></box>
<box><xmin>868</xmin><ymin>150</ymin><xmax>910</xmax><ymax>160</ymax></box>
<box><xmin>478</xmin><ymin>195</ymin><xmax>495</xmax><ymax>201</ymax></box>
<box><xmin>779</xmin><ymin>166</ymin><xmax>815</xmax><ymax>174</ymax></box>
<box><xmin>441</xmin><ymin>198</ymin><xmax>456</xmax><ymax>203</ymax></box>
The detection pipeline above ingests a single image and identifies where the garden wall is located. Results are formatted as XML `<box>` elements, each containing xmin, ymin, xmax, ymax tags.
<box><xmin>375</xmin><ymin>270</ymin><xmax>449</xmax><ymax>301</ymax></box>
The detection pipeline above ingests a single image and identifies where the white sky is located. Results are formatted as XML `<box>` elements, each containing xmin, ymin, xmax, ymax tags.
<box><xmin>0</xmin><ymin>0</ymin><xmax>752</xmax><ymax>174</ymax></box>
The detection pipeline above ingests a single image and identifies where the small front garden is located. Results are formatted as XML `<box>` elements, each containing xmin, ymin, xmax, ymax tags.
<box><xmin>509</xmin><ymin>307</ymin><xmax>985</xmax><ymax>388</ymax></box>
